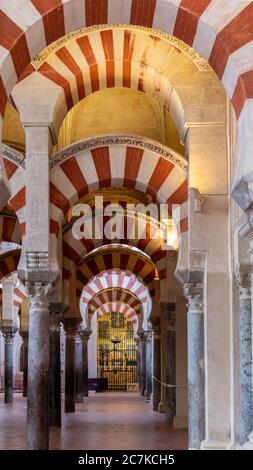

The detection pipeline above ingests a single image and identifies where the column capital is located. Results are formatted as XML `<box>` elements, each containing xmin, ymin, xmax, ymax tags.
<box><xmin>145</xmin><ymin>323</ymin><xmax>153</xmax><ymax>341</ymax></box>
<box><xmin>25</xmin><ymin>282</ymin><xmax>51</xmax><ymax>309</ymax></box>
<box><xmin>82</xmin><ymin>328</ymin><xmax>92</xmax><ymax>342</ymax></box>
<box><xmin>236</xmin><ymin>272</ymin><xmax>252</xmax><ymax>299</ymax></box>
<box><xmin>137</xmin><ymin>328</ymin><xmax>147</xmax><ymax>342</ymax></box>
<box><xmin>63</xmin><ymin>318</ymin><xmax>81</xmax><ymax>337</ymax></box>
<box><xmin>1</xmin><ymin>276</ymin><xmax>18</xmax><ymax>288</ymax></box>
<box><xmin>183</xmin><ymin>283</ymin><xmax>204</xmax><ymax>313</ymax></box>
<box><xmin>1</xmin><ymin>327</ymin><xmax>17</xmax><ymax>344</ymax></box>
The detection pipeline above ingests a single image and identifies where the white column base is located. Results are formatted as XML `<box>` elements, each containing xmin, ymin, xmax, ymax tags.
<box><xmin>201</xmin><ymin>439</ymin><xmax>235</xmax><ymax>450</ymax></box>
<box><xmin>173</xmin><ymin>415</ymin><xmax>188</xmax><ymax>429</ymax></box>
<box><xmin>241</xmin><ymin>432</ymin><xmax>253</xmax><ymax>450</ymax></box>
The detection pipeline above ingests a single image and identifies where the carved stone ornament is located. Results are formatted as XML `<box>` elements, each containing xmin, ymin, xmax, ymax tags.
<box><xmin>137</xmin><ymin>327</ymin><xmax>145</xmax><ymax>340</ymax></box>
<box><xmin>2</xmin><ymin>144</ymin><xmax>25</xmax><ymax>168</ymax></box>
<box><xmin>183</xmin><ymin>283</ymin><xmax>204</xmax><ymax>313</ymax></box>
<box><xmin>82</xmin><ymin>327</ymin><xmax>92</xmax><ymax>342</ymax></box>
<box><xmin>26</xmin><ymin>252</ymin><xmax>49</xmax><ymax>271</ymax></box>
<box><xmin>32</xmin><ymin>24</ymin><xmax>211</xmax><ymax>73</ymax></box>
<box><xmin>51</xmin><ymin>134</ymin><xmax>188</xmax><ymax>172</ymax></box>
<box><xmin>25</xmin><ymin>282</ymin><xmax>52</xmax><ymax>309</ymax></box>
<box><xmin>2</xmin><ymin>331</ymin><xmax>16</xmax><ymax>344</ymax></box>
<box><xmin>236</xmin><ymin>272</ymin><xmax>251</xmax><ymax>299</ymax></box>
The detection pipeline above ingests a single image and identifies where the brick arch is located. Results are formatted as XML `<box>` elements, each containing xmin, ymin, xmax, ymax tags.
<box><xmin>13</xmin><ymin>283</ymin><xmax>26</xmax><ymax>315</ymax></box>
<box><xmin>19</xmin><ymin>26</ymin><xmax>190</xmax><ymax>130</ymax></box>
<box><xmin>71</xmin><ymin>246</ymin><xmax>158</xmax><ymax>301</ymax></box>
<box><xmin>63</xmin><ymin>207</ymin><xmax>172</xmax><ymax>281</ymax></box>
<box><xmin>0</xmin><ymin>274</ymin><xmax>26</xmax><ymax>320</ymax></box>
<box><xmin>1</xmin><ymin>155</ymin><xmax>26</xmax><ymax>231</ymax></box>
<box><xmin>0</xmin><ymin>1</ymin><xmax>250</xmax><ymax>119</ymax></box>
<box><xmin>86</xmin><ymin>287</ymin><xmax>144</xmax><ymax>331</ymax></box>
<box><xmin>0</xmin><ymin>214</ymin><xmax>22</xmax><ymax>244</ymax></box>
<box><xmin>92</xmin><ymin>302</ymin><xmax>140</xmax><ymax>335</ymax></box>
<box><xmin>0</xmin><ymin>249</ymin><xmax>20</xmax><ymax>281</ymax></box>
<box><xmin>81</xmin><ymin>269</ymin><xmax>149</xmax><ymax>306</ymax></box>
<box><xmin>88</xmin><ymin>287</ymin><xmax>144</xmax><ymax>315</ymax></box>
<box><xmin>79</xmin><ymin>268</ymin><xmax>150</xmax><ymax>328</ymax></box>
<box><xmin>50</xmin><ymin>137</ymin><xmax>187</xmax><ymax>231</ymax></box>
<box><xmin>96</xmin><ymin>302</ymin><xmax>139</xmax><ymax>323</ymax></box>
<box><xmin>0</xmin><ymin>1</ymin><xmax>251</xmax><ymax>207</ymax></box>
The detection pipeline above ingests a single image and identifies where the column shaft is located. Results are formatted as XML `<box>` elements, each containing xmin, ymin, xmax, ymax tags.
<box><xmin>65</xmin><ymin>334</ymin><xmax>75</xmax><ymax>412</ymax></box>
<box><xmin>146</xmin><ymin>327</ymin><xmax>152</xmax><ymax>401</ymax></box>
<box><xmin>27</xmin><ymin>284</ymin><xmax>50</xmax><ymax>450</ymax></box>
<box><xmin>140</xmin><ymin>338</ymin><xmax>146</xmax><ymax>396</ymax></box>
<box><xmin>75</xmin><ymin>335</ymin><xmax>83</xmax><ymax>403</ymax></box>
<box><xmin>185</xmin><ymin>284</ymin><xmax>205</xmax><ymax>449</ymax></box>
<box><xmin>3</xmin><ymin>333</ymin><xmax>15</xmax><ymax>404</ymax></box>
<box><xmin>22</xmin><ymin>335</ymin><xmax>28</xmax><ymax>398</ymax></box>
<box><xmin>166</xmin><ymin>325</ymin><xmax>176</xmax><ymax>424</ymax></box>
<box><xmin>238</xmin><ymin>280</ymin><xmax>253</xmax><ymax>445</ymax></box>
<box><xmin>82</xmin><ymin>337</ymin><xmax>89</xmax><ymax>397</ymax></box>
<box><xmin>136</xmin><ymin>340</ymin><xmax>140</xmax><ymax>389</ymax></box>
<box><xmin>153</xmin><ymin>334</ymin><xmax>161</xmax><ymax>411</ymax></box>
<box><xmin>49</xmin><ymin>327</ymin><xmax>61</xmax><ymax>427</ymax></box>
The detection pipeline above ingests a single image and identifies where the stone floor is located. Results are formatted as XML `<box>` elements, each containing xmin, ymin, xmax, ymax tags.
<box><xmin>0</xmin><ymin>392</ymin><xmax>188</xmax><ymax>450</ymax></box>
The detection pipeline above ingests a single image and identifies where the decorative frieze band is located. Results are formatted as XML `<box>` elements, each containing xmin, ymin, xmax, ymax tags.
<box><xmin>51</xmin><ymin>135</ymin><xmax>188</xmax><ymax>171</ymax></box>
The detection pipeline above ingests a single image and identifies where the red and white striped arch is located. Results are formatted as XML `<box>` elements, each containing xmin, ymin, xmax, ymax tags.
<box><xmin>63</xmin><ymin>208</ymin><xmax>169</xmax><ymax>280</ymax></box>
<box><xmin>96</xmin><ymin>302</ymin><xmax>139</xmax><ymax>334</ymax></box>
<box><xmin>50</xmin><ymin>138</ymin><xmax>187</xmax><ymax>232</ymax></box>
<box><xmin>0</xmin><ymin>1</ymin><xmax>252</xmax><ymax>207</ymax></box>
<box><xmin>87</xmin><ymin>287</ymin><xmax>144</xmax><ymax>315</ymax></box>
<box><xmin>74</xmin><ymin>248</ymin><xmax>157</xmax><ymax>299</ymax></box>
<box><xmin>0</xmin><ymin>0</ymin><xmax>250</xmax><ymax>119</ymax></box>
<box><xmin>0</xmin><ymin>155</ymin><xmax>26</xmax><ymax>232</ymax></box>
<box><xmin>97</xmin><ymin>302</ymin><xmax>138</xmax><ymax>322</ymax></box>
<box><xmin>0</xmin><ymin>249</ymin><xmax>20</xmax><ymax>281</ymax></box>
<box><xmin>13</xmin><ymin>283</ymin><xmax>26</xmax><ymax>315</ymax></box>
<box><xmin>81</xmin><ymin>269</ymin><xmax>149</xmax><ymax>304</ymax></box>
<box><xmin>0</xmin><ymin>214</ymin><xmax>22</xmax><ymax>244</ymax></box>
<box><xmin>0</xmin><ymin>274</ymin><xmax>25</xmax><ymax>319</ymax></box>
<box><xmin>85</xmin><ymin>288</ymin><xmax>144</xmax><ymax>331</ymax></box>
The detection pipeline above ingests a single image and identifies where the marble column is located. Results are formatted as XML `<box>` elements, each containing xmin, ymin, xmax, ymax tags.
<box><xmin>166</xmin><ymin>308</ymin><xmax>176</xmax><ymax>425</ymax></box>
<box><xmin>27</xmin><ymin>282</ymin><xmax>50</xmax><ymax>450</ymax></box>
<box><xmin>153</xmin><ymin>329</ymin><xmax>161</xmax><ymax>412</ymax></box>
<box><xmin>146</xmin><ymin>324</ymin><xmax>153</xmax><ymax>401</ymax></box>
<box><xmin>237</xmin><ymin>274</ymin><xmax>253</xmax><ymax>445</ymax></box>
<box><xmin>20</xmin><ymin>331</ymin><xmax>28</xmax><ymax>397</ymax></box>
<box><xmin>49</xmin><ymin>310</ymin><xmax>62</xmax><ymax>427</ymax></box>
<box><xmin>139</xmin><ymin>334</ymin><xmax>146</xmax><ymax>396</ymax></box>
<box><xmin>64</xmin><ymin>320</ymin><xmax>78</xmax><ymax>413</ymax></box>
<box><xmin>82</xmin><ymin>330</ymin><xmax>90</xmax><ymax>397</ymax></box>
<box><xmin>184</xmin><ymin>283</ymin><xmax>205</xmax><ymax>449</ymax></box>
<box><xmin>75</xmin><ymin>332</ymin><xmax>83</xmax><ymax>403</ymax></box>
<box><xmin>2</xmin><ymin>328</ymin><xmax>17</xmax><ymax>404</ymax></box>
<box><xmin>135</xmin><ymin>338</ymin><xmax>141</xmax><ymax>389</ymax></box>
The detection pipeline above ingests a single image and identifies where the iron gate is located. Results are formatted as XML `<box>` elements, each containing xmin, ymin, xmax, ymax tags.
<box><xmin>97</xmin><ymin>312</ymin><xmax>137</xmax><ymax>390</ymax></box>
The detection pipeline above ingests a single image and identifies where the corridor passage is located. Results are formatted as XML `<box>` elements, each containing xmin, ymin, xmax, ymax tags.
<box><xmin>0</xmin><ymin>392</ymin><xmax>187</xmax><ymax>450</ymax></box>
